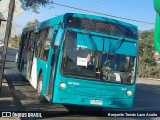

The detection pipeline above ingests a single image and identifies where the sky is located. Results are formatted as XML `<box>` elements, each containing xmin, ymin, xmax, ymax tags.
<box><xmin>13</xmin><ymin>0</ymin><xmax>155</xmax><ymax>35</ymax></box>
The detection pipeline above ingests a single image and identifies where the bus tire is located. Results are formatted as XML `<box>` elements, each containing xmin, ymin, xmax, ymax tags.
<box><xmin>37</xmin><ymin>73</ymin><xmax>45</xmax><ymax>102</ymax></box>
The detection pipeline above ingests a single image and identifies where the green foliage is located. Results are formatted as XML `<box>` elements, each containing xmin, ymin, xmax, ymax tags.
<box><xmin>26</xmin><ymin>19</ymin><xmax>39</xmax><ymax>26</ymax></box>
<box><xmin>20</xmin><ymin>0</ymin><xmax>53</xmax><ymax>13</ymax></box>
<box><xmin>8</xmin><ymin>35</ymin><xmax>20</xmax><ymax>48</ymax></box>
<box><xmin>138</xmin><ymin>30</ymin><xmax>160</xmax><ymax>79</ymax></box>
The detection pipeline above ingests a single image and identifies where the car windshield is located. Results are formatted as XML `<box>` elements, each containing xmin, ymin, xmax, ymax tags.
<box><xmin>61</xmin><ymin>30</ymin><xmax>136</xmax><ymax>84</ymax></box>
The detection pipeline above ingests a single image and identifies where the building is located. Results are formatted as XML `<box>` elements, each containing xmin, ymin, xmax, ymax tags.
<box><xmin>0</xmin><ymin>12</ymin><xmax>6</xmax><ymax>46</ymax></box>
<box><xmin>0</xmin><ymin>22</ymin><xmax>16</xmax><ymax>40</ymax></box>
<box><xmin>0</xmin><ymin>0</ymin><xmax>24</xmax><ymax>41</ymax></box>
<box><xmin>153</xmin><ymin>51</ymin><xmax>160</xmax><ymax>64</ymax></box>
<box><xmin>0</xmin><ymin>12</ymin><xmax>6</xmax><ymax>26</ymax></box>
<box><xmin>0</xmin><ymin>0</ymin><xmax>25</xmax><ymax>19</ymax></box>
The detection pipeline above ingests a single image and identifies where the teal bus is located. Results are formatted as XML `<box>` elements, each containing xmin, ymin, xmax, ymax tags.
<box><xmin>17</xmin><ymin>13</ymin><xmax>138</xmax><ymax>109</ymax></box>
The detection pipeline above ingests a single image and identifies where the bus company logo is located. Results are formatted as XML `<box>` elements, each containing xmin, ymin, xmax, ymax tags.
<box><xmin>68</xmin><ymin>82</ymin><xmax>79</xmax><ymax>86</ymax></box>
<box><xmin>2</xmin><ymin>112</ymin><xmax>11</xmax><ymax>117</ymax></box>
<box><xmin>1</xmin><ymin>112</ymin><xmax>42</xmax><ymax>118</ymax></box>
<box><xmin>77</xmin><ymin>45</ymin><xmax>87</xmax><ymax>49</ymax></box>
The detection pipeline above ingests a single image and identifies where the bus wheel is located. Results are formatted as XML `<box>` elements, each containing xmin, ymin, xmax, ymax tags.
<box><xmin>37</xmin><ymin>73</ymin><xmax>45</xmax><ymax>102</ymax></box>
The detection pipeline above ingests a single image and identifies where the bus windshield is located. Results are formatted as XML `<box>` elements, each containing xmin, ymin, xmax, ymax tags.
<box><xmin>61</xmin><ymin>31</ymin><xmax>136</xmax><ymax>84</ymax></box>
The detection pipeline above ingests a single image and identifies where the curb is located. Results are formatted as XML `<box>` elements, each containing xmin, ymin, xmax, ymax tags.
<box><xmin>138</xmin><ymin>77</ymin><xmax>160</xmax><ymax>81</ymax></box>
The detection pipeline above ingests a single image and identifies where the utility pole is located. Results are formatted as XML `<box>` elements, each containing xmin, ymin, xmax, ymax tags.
<box><xmin>0</xmin><ymin>0</ymin><xmax>15</xmax><ymax>93</ymax></box>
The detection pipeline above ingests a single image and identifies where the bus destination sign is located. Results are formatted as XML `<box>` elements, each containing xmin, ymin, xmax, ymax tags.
<box><xmin>67</xmin><ymin>17</ymin><xmax>138</xmax><ymax>39</ymax></box>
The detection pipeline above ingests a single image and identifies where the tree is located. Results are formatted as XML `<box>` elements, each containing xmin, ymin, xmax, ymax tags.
<box><xmin>8</xmin><ymin>35</ymin><xmax>21</xmax><ymax>48</ymax></box>
<box><xmin>138</xmin><ymin>30</ymin><xmax>160</xmax><ymax>78</ymax></box>
<box><xmin>26</xmin><ymin>19</ymin><xmax>39</xmax><ymax>26</ymax></box>
<box><xmin>139</xmin><ymin>30</ymin><xmax>156</xmax><ymax>66</ymax></box>
<box><xmin>20</xmin><ymin>0</ymin><xmax>53</xmax><ymax>13</ymax></box>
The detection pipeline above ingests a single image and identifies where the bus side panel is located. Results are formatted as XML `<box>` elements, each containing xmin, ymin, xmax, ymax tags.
<box><xmin>36</xmin><ymin>59</ymin><xmax>48</xmax><ymax>94</ymax></box>
<box><xmin>27</xmin><ymin>57</ymin><xmax>48</xmax><ymax>91</ymax></box>
<box><xmin>30</xmin><ymin>57</ymin><xmax>38</xmax><ymax>89</ymax></box>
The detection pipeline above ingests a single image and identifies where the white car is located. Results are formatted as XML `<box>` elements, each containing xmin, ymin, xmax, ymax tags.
<box><xmin>15</xmin><ymin>53</ymin><xmax>18</xmax><ymax>62</ymax></box>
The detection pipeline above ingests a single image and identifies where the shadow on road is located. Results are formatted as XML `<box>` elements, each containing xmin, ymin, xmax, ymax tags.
<box><xmin>0</xmin><ymin>82</ymin><xmax>18</xmax><ymax>111</ymax></box>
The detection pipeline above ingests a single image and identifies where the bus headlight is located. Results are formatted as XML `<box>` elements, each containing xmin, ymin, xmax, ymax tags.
<box><xmin>60</xmin><ymin>83</ymin><xmax>66</xmax><ymax>89</ymax></box>
<box><xmin>127</xmin><ymin>90</ymin><xmax>132</xmax><ymax>97</ymax></box>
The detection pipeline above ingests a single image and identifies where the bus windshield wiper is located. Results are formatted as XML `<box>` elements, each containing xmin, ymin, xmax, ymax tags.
<box><xmin>87</xmin><ymin>32</ymin><xmax>98</xmax><ymax>55</ymax></box>
<box><xmin>99</xmin><ymin>38</ymin><xmax>105</xmax><ymax>80</ymax></box>
<box><xmin>65</xmin><ymin>25</ymin><xmax>75</xmax><ymax>33</ymax></box>
<box><xmin>87</xmin><ymin>32</ymin><xmax>103</xmax><ymax>79</ymax></box>
<box><xmin>110</xmin><ymin>37</ymin><xmax>124</xmax><ymax>53</ymax></box>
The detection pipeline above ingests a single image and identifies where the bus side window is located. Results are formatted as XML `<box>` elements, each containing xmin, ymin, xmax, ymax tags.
<box><xmin>36</xmin><ymin>30</ymin><xmax>43</xmax><ymax>58</ymax></box>
<box><xmin>35</xmin><ymin>33</ymin><xmax>40</xmax><ymax>58</ymax></box>
<box><xmin>26</xmin><ymin>32</ymin><xmax>30</xmax><ymax>50</ymax></box>
<box><xmin>43</xmin><ymin>28</ymin><xmax>52</xmax><ymax>61</ymax></box>
<box><xmin>34</xmin><ymin>28</ymin><xmax>51</xmax><ymax>61</ymax></box>
<box><xmin>19</xmin><ymin>34</ymin><xmax>26</xmax><ymax>64</ymax></box>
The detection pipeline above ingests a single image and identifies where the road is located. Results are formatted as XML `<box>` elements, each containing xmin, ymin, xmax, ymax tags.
<box><xmin>1</xmin><ymin>47</ymin><xmax>160</xmax><ymax>119</ymax></box>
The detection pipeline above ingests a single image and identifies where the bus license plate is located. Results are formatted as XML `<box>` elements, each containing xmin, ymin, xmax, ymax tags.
<box><xmin>90</xmin><ymin>100</ymin><xmax>103</xmax><ymax>105</ymax></box>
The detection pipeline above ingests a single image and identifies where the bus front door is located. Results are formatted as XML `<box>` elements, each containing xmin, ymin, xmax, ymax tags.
<box><xmin>44</xmin><ymin>29</ymin><xmax>58</xmax><ymax>101</ymax></box>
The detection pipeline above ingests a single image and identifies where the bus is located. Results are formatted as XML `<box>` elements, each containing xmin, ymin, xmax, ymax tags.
<box><xmin>17</xmin><ymin>13</ymin><xmax>138</xmax><ymax>109</ymax></box>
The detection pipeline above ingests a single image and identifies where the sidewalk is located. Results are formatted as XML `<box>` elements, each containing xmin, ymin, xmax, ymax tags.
<box><xmin>0</xmin><ymin>79</ymin><xmax>20</xmax><ymax>120</ymax></box>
